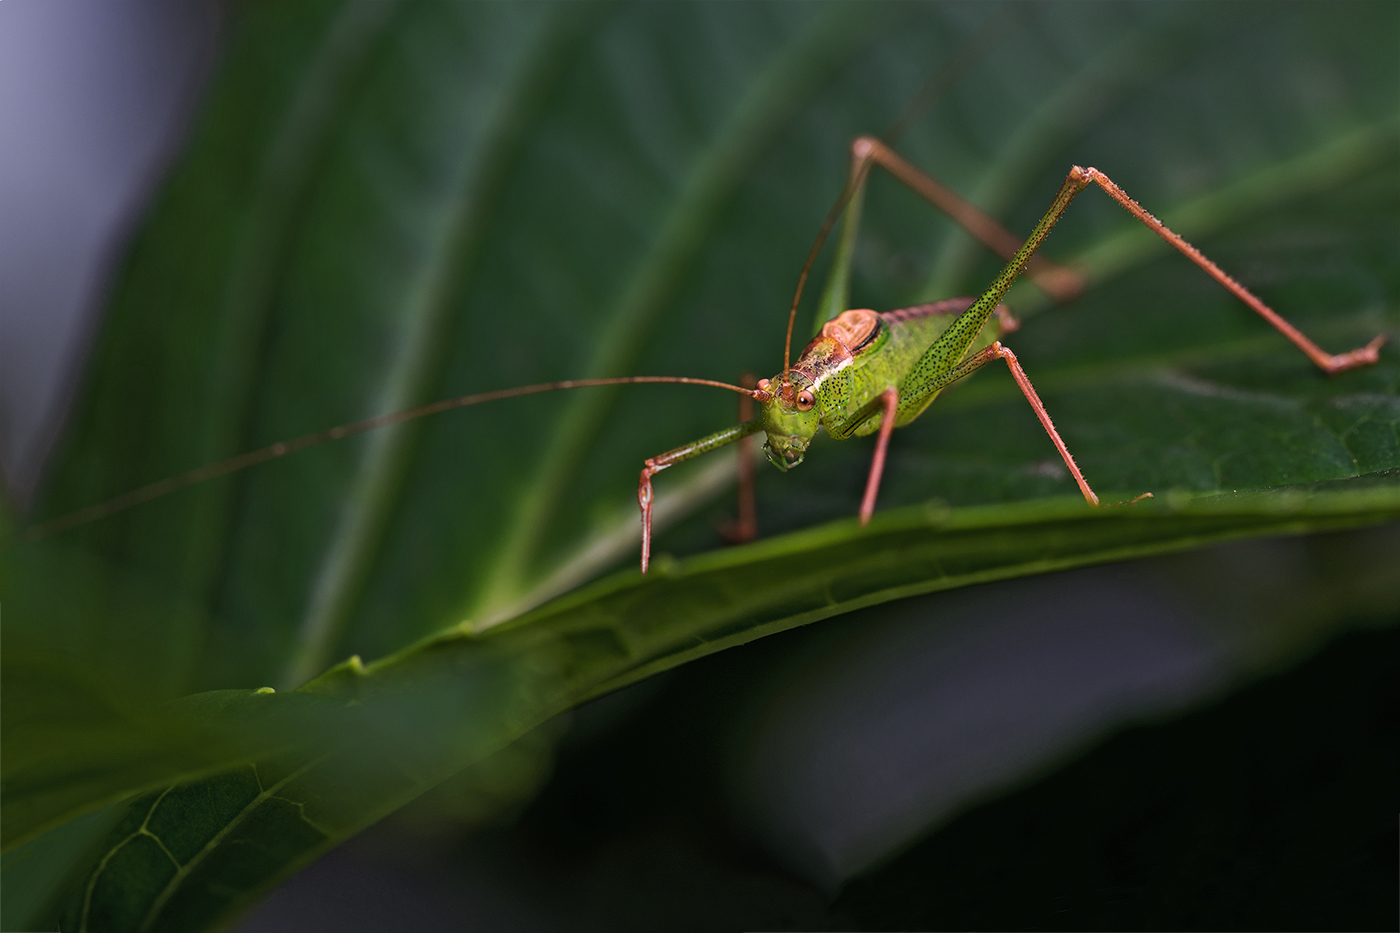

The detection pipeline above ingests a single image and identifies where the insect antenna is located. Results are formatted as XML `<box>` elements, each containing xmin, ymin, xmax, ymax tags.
<box><xmin>12</xmin><ymin>375</ymin><xmax>759</xmax><ymax>546</ymax></box>
<box><xmin>780</xmin><ymin>164</ymin><xmax>869</xmax><ymax>381</ymax></box>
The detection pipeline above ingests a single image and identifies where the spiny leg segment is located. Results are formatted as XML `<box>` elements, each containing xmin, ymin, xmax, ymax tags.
<box><xmin>960</xmin><ymin>341</ymin><xmax>1104</xmax><ymax>508</ymax></box>
<box><xmin>1078</xmin><ymin>167</ymin><xmax>1385</xmax><ymax>374</ymax></box>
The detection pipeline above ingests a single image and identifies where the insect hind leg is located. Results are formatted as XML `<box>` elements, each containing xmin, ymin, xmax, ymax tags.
<box><xmin>1075</xmin><ymin>166</ymin><xmax>1385</xmax><ymax>375</ymax></box>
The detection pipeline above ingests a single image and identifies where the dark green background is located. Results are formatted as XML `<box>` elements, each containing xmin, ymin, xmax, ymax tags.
<box><xmin>2</xmin><ymin>2</ymin><xmax>1396</xmax><ymax>930</ymax></box>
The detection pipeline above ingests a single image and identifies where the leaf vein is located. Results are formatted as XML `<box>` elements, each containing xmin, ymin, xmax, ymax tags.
<box><xmin>136</xmin><ymin>761</ymin><xmax>325</xmax><ymax>933</ymax></box>
<box><xmin>79</xmin><ymin>786</ymin><xmax>175</xmax><ymax>933</ymax></box>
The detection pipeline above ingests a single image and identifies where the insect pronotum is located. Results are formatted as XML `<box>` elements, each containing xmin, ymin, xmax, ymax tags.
<box><xmin>16</xmin><ymin>136</ymin><xmax>1386</xmax><ymax>576</ymax></box>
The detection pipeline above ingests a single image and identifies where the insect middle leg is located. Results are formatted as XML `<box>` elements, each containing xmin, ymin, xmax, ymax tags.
<box><xmin>940</xmin><ymin>340</ymin><xmax>1117</xmax><ymax>509</ymax></box>
<box><xmin>845</xmin><ymin>330</ymin><xmax>1112</xmax><ymax>523</ymax></box>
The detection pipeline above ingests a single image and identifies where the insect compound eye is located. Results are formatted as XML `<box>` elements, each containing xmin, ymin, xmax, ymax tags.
<box><xmin>756</xmin><ymin>378</ymin><xmax>771</xmax><ymax>391</ymax></box>
<box><xmin>795</xmin><ymin>389</ymin><xmax>815</xmax><ymax>411</ymax></box>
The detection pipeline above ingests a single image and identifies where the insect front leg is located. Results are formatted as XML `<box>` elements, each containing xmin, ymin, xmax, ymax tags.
<box><xmin>638</xmin><ymin>419</ymin><xmax>764</xmax><ymax>574</ymax></box>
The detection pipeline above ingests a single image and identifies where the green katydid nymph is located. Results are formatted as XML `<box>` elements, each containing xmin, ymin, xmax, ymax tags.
<box><xmin>16</xmin><ymin>137</ymin><xmax>1386</xmax><ymax>576</ymax></box>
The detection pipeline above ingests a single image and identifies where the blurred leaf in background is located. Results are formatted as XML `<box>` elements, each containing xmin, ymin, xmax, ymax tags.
<box><xmin>1</xmin><ymin>1</ymin><xmax>1396</xmax><ymax>930</ymax></box>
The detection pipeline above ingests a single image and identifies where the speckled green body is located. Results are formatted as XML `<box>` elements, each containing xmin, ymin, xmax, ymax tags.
<box><xmin>758</xmin><ymin>297</ymin><xmax>1012</xmax><ymax>468</ymax></box>
<box><xmin>759</xmin><ymin>170</ymin><xmax>1083</xmax><ymax>470</ymax></box>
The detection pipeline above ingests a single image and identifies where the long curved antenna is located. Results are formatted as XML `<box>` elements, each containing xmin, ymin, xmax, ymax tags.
<box><xmin>781</xmin><ymin>163</ymin><xmax>870</xmax><ymax>380</ymax></box>
<box><xmin>14</xmin><ymin>375</ymin><xmax>758</xmax><ymax>545</ymax></box>
<box><xmin>780</xmin><ymin>7</ymin><xmax>1027</xmax><ymax>382</ymax></box>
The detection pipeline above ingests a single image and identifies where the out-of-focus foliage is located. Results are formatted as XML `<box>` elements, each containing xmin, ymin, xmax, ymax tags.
<box><xmin>2</xmin><ymin>2</ymin><xmax>1396</xmax><ymax>930</ymax></box>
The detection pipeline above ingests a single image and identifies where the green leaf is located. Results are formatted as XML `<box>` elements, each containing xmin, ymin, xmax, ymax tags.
<box><xmin>3</xmin><ymin>1</ymin><xmax>1397</xmax><ymax>930</ymax></box>
<box><xmin>45</xmin><ymin>484</ymin><xmax>1400</xmax><ymax>933</ymax></box>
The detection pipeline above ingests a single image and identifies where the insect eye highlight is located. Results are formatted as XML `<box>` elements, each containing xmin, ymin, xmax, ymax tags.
<box><xmin>795</xmin><ymin>390</ymin><xmax>815</xmax><ymax>411</ymax></box>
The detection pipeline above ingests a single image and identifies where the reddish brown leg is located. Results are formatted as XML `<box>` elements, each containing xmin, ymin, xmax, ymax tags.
<box><xmin>638</xmin><ymin>469</ymin><xmax>657</xmax><ymax>574</ymax></box>
<box><xmin>859</xmin><ymin>387</ymin><xmax>901</xmax><ymax>525</ymax></box>
<box><xmin>985</xmin><ymin>342</ymin><xmax>1102</xmax><ymax>507</ymax></box>
<box><xmin>1076</xmin><ymin>167</ymin><xmax>1385</xmax><ymax>374</ymax></box>
<box><xmin>986</xmin><ymin>340</ymin><xmax>1161</xmax><ymax>507</ymax></box>
<box><xmin>722</xmin><ymin>374</ymin><xmax>759</xmax><ymax>544</ymax></box>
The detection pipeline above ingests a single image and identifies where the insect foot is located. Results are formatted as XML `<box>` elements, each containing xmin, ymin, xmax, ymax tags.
<box><xmin>1320</xmin><ymin>335</ymin><xmax>1386</xmax><ymax>375</ymax></box>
